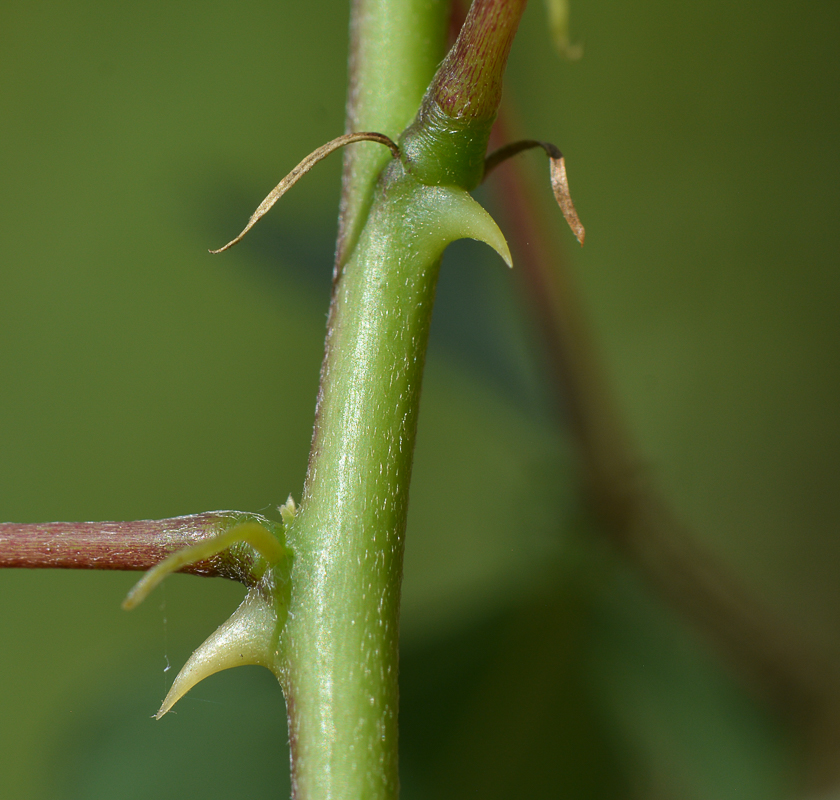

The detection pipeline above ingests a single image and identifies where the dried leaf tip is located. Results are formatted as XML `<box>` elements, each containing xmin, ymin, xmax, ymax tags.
<box><xmin>549</xmin><ymin>152</ymin><xmax>585</xmax><ymax>246</ymax></box>
<box><xmin>484</xmin><ymin>139</ymin><xmax>585</xmax><ymax>246</ymax></box>
<box><xmin>210</xmin><ymin>132</ymin><xmax>400</xmax><ymax>254</ymax></box>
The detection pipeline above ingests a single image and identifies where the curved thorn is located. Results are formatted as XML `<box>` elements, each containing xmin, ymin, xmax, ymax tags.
<box><xmin>209</xmin><ymin>132</ymin><xmax>401</xmax><ymax>254</ymax></box>
<box><xmin>429</xmin><ymin>186</ymin><xmax>513</xmax><ymax>268</ymax></box>
<box><xmin>483</xmin><ymin>139</ymin><xmax>585</xmax><ymax>246</ymax></box>
<box><xmin>155</xmin><ymin>588</ymin><xmax>278</xmax><ymax>719</ymax></box>
<box><xmin>122</xmin><ymin>521</ymin><xmax>288</xmax><ymax>610</ymax></box>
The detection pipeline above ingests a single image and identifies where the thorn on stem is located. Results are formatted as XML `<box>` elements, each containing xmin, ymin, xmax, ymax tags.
<box><xmin>483</xmin><ymin>139</ymin><xmax>585</xmax><ymax>246</ymax></box>
<box><xmin>210</xmin><ymin>132</ymin><xmax>400</xmax><ymax>254</ymax></box>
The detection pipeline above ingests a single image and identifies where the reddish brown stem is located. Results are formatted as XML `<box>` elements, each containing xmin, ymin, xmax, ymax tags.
<box><xmin>0</xmin><ymin>514</ymin><xmax>254</xmax><ymax>582</ymax></box>
<box><xmin>429</xmin><ymin>0</ymin><xmax>528</xmax><ymax>122</ymax></box>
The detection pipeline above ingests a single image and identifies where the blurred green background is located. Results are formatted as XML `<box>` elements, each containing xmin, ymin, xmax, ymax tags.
<box><xmin>1</xmin><ymin>1</ymin><xmax>838</xmax><ymax>798</ymax></box>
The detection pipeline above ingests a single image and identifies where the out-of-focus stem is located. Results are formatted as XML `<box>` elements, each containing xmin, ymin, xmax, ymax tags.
<box><xmin>337</xmin><ymin>0</ymin><xmax>449</xmax><ymax>267</ymax></box>
<box><xmin>489</xmin><ymin>108</ymin><xmax>840</xmax><ymax>793</ymax></box>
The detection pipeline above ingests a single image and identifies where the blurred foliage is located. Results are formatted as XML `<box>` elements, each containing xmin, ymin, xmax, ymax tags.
<box><xmin>1</xmin><ymin>0</ymin><xmax>838</xmax><ymax>798</ymax></box>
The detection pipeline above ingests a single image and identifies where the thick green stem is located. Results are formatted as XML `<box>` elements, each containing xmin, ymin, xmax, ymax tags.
<box><xmin>280</xmin><ymin>165</ymin><xmax>508</xmax><ymax>799</ymax></box>
<box><xmin>278</xmin><ymin>2</ymin><xmax>525</xmax><ymax>797</ymax></box>
<box><xmin>278</xmin><ymin>4</ymin><xmax>449</xmax><ymax>797</ymax></box>
<box><xmin>283</xmin><ymin>176</ymin><xmax>439</xmax><ymax>800</ymax></box>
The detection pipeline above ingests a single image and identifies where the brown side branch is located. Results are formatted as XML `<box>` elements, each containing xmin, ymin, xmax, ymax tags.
<box><xmin>0</xmin><ymin>513</ymin><xmax>255</xmax><ymax>582</ymax></box>
<box><xmin>429</xmin><ymin>0</ymin><xmax>528</xmax><ymax>123</ymax></box>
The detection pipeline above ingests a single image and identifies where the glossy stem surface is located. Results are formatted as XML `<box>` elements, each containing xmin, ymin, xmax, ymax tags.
<box><xmin>282</xmin><ymin>177</ymin><xmax>439</xmax><ymax>800</ymax></box>
<box><xmin>278</xmin><ymin>2</ymin><xmax>527</xmax><ymax>797</ymax></box>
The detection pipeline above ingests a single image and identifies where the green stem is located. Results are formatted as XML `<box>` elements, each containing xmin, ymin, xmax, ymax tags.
<box><xmin>278</xmin><ymin>2</ymin><xmax>525</xmax><ymax>797</ymax></box>
<box><xmin>283</xmin><ymin>181</ymin><xmax>440</xmax><ymax>800</ymax></box>
<box><xmin>281</xmin><ymin>4</ymin><xmax>449</xmax><ymax>796</ymax></box>
<box><xmin>281</xmin><ymin>173</ymin><xmax>507</xmax><ymax>799</ymax></box>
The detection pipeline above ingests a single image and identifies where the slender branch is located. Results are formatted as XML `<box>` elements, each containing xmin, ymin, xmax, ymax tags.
<box><xmin>0</xmin><ymin>513</ymin><xmax>261</xmax><ymax>582</ymax></box>
<box><xmin>399</xmin><ymin>0</ymin><xmax>528</xmax><ymax>190</ymax></box>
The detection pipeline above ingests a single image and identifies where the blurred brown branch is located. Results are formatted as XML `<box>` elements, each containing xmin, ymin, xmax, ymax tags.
<box><xmin>487</xmin><ymin>106</ymin><xmax>840</xmax><ymax>794</ymax></box>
